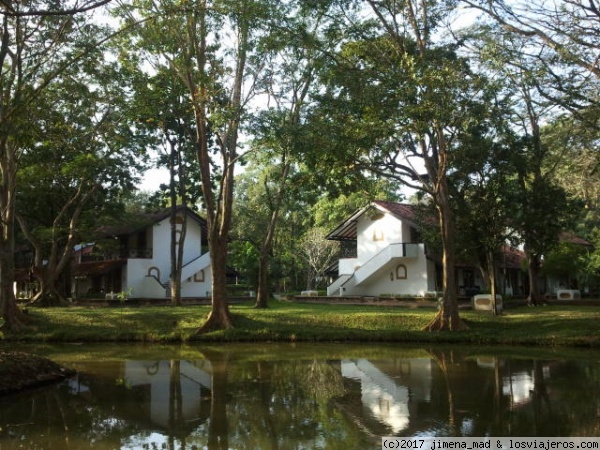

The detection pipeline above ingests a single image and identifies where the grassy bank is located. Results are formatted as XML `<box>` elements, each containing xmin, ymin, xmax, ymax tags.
<box><xmin>3</xmin><ymin>300</ymin><xmax>600</xmax><ymax>347</ymax></box>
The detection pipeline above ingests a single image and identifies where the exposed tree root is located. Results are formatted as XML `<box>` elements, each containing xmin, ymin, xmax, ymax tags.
<box><xmin>1</xmin><ymin>309</ymin><xmax>33</xmax><ymax>333</ymax></box>
<box><xmin>195</xmin><ymin>309</ymin><xmax>234</xmax><ymax>334</ymax></box>
<box><xmin>422</xmin><ymin>310</ymin><xmax>469</xmax><ymax>331</ymax></box>
<box><xmin>28</xmin><ymin>289</ymin><xmax>69</xmax><ymax>307</ymax></box>
<box><xmin>254</xmin><ymin>298</ymin><xmax>268</xmax><ymax>309</ymax></box>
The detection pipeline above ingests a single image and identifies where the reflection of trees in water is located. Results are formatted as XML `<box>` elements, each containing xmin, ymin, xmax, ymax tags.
<box><xmin>202</xmin><ymin>349</ymin><xmax>229</xmax><ymax>450</ymax></box>
<box><xmin>3</xmin><ymin>348</ymin><xmax>600</xmax><ymax>448</ymax></box>
<box><xmin>224</xmin><ymin>357</ymin><xmax>370</xmax><ymax>449</ymax></box>
<box><xmin>428</xmin><ymin>348</ymin><xmax>461</xmax><ymax>436</ymax></box>
<box><xmin>0</xmin><ymin>381</ymin><xmax>140</xmax><ymax>449</ymax></box>
<box><xmin>423</xmin><ymin>350</ymin><xmax>598</xmax><ymax>437</ymax></box>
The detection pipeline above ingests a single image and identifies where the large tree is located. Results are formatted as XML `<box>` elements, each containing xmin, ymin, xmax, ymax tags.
<box><xmin>15</xmin><ymin>62</ymin><xmax>143</xmax><ymax>306</ymax></box>
<box><xmin>231</xmin><ymin>4</ymin><xmax>322</xmax><ymax>307</ymax></box>
<box><xmin>117</xmin><ymin>0</ymin><xmax>276</xmax><ymax>330</ymax></box>
<box><xmin>0</xmin><ymin>0</ymin><xmax>114</xmax><ymax>330</ymax></box>
<box><xmin>467</xmin><ymin>28</ymin><xmax>576</xmax><ymax>305</ymax></box>
<box><xmin>307</xmin><ymin>0</ymin><xmax>494</xmax><ymax>330</ymax></box>
<box><xmin>451</xmin><ymin>137</ymin><xmax>518</xmax><ymax>314</ymax></box>
<box><xmin>232</xmin><ymin>151</ymin><xmax>297</xmax><ymax>307</ymax></box>
<box><xmin>462</xmin><ymin>0</ymin><xmax>600</xmax><ymax>79</ymax></box>
<box><xmin>126</xmin><ymin>67</ymin><xmax>202</xmax><ymax>305</ymax></box>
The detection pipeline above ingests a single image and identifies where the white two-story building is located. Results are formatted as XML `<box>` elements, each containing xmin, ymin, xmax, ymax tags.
<box><xmin>73</xmin><ymin>206</ymin><xmax>212</xmax><ymax>300</ymax></box>
<box><xmin>326</xmin><ymin>201</ymin><xmax>530</xmax><ymax>298</ymax></box>
<box><xmin>326</xmin><ymin>201</ymin><xmax>438</xmax><ymax>297</ymax></box>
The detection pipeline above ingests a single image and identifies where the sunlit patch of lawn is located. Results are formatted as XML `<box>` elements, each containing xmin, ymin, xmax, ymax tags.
<box><xmin>2</xmin><ymin>301</ymin><xmax>599</xmax><ymax>347</ymax></box>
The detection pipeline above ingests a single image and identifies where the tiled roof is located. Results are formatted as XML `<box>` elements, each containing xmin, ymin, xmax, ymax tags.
<box><xmin>499</xmin><ymin>245</ymin><xmax>526</xmax><ymax>269</ymax></box>
<box><xmin>560</xmin><ymin>232</ymin><xmax>593</xmax><ymax>247</ymax></box>
<box><xmin>73</xmin><ymin>259</ymin><xmax>127</xmax><ymax>276</ymax></box>
<box><xmin>92</xmin><ymin>205</ymin><xmax>207</xmax><ymax>240</ymax></box>
<box><xmin>327</xmin><ymin>201</ymin><xmax>424</xmax><ymax>241</ymax></box>
<box><xmin>373</xmin><ymin>201</ymin><xmax>422</xmax><ymax>227</ymax></box>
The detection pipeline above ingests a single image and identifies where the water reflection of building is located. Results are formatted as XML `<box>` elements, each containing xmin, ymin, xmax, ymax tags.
<box><xmin>503</xmin><ymin>372</ymin><xmax>535</xmax><ymax>406</ymax></box>
<box><xmin>339</xmin><ymin>356</ymin><xmax>553</xmax><ymax>437</ymax></box>
<box><xmin>123</xmin><ymin>360</ymin><xmax>212</xmax><ymax>430</ymax></box>
<box><xmin>477</xmin><ymin>357</ymin><xmax>537</xmax><ymax>406</ymax></box>
<box><xmin>341</xmin><ymin>358</ymin><xmax>432</xmax><ymax>434</ymax></box>
<box><xmin>67</xmin><ymin>359</ymin><xmax>213</xmax><ymax>435</ymax></box>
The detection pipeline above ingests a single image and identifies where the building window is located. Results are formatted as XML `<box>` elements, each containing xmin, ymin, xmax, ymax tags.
<box><xmin>170</xmin><ymin>214</ymin><xmax>185</xmax><ymax>225</ymax></box>
<box><xmin>396</xmin><ymin>264</ymin><xmax>407</xmax><ymax>280</ymax></box>
<box><xmin>194</xmin><ymin>270</ymin><xmax>205</xmax><ymax>283</ymax></box>
<box><xmin>147</xmin><ymin>267</ymin><xmax>161</xmax><ymax>279</ymax></box>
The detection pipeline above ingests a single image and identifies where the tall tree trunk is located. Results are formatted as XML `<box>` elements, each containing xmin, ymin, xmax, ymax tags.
<box><xmin>30</xmin><ymin>269</ymin><xmax>66</xmax><ymax>306</ymax></box>
<box><xmin>0</xmin><ymin>149</ymin><xmax>29</xmax><ymax>331</ymax></box>
<box><xmin>423</xmin><ymin>175</ymin><xmax>465</xmax><ymax>331</ymax></box>
<box><xmin>255</xmin><ymin>246</ymin><xmax>270</xmax><ymax>308</ymax></box>
<box><xmin>169</xmin><ymin>204</ymin><xmax>186</xmax><ymax>307</ymax></box>
<box><xmin>254</xmin><ymin>188</ymin><xmax>288</xmax><ymax>308</ymax></box>
<box><xmin>526</xmin><ymin>249</ymin><xmax>542</xmax><ymax>305</ymax></box>
<box><xmin>199</xmin><ymin>234</ymin><xmax>233</xmax><ymax>332</ymax></box>
<box><xmin>487</xmin><ymin>251</ymin><xmax>499</xmax><ymax>316</ymax></box>
<box><xmin>185</xmin><ymin>1</ymin><xmax>246</xmax><ymax>332</ymax></box>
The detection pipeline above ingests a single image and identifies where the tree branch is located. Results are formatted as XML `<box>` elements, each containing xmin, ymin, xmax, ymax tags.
<box><xmin>0</xmin><ymin>0</ymin><xmax>114</xmax><ymax>17</ymax></box>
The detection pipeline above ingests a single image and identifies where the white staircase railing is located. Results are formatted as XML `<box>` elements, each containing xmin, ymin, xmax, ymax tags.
<box><xmin>181</xmin><ymin>252</ymin><xmax>211</xmax><ymax>281</ymax></box>
<box><xmin>354</xmin><ymin>243</ymin><xmax>419</xmax><ymax>285</ymax></box>
<box><xmin>327</xmin><ymin>274</ymin><xmax>353</xmax><ymax>296</ymax></box>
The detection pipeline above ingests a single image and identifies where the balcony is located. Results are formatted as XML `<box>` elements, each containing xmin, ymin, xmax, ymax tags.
<box><xmin>80</xmin><ymin>247</ymin><xmax>153</xmax><ymax>262</ymax></box>
<box><xmin>127</xmin><ymin>248</ymin><xmax>153</xmax><ymax>259</ymax></box>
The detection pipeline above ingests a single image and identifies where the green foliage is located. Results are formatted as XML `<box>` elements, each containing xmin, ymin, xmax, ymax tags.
<box><xmin>228</xmin><ymin>240</ymin><xmax>260</xmax><ymax>289</ymax></box>
<box><xmin>542</xmin><ymin>242</ymin><xmax>589</xmax><ymax>279</ymax></box>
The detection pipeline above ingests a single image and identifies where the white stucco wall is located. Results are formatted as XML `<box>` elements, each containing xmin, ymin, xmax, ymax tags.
<box><xmin>426</xmin><ymin>259</ymin><xmax>438</xmax><ymax>292</ymax></box>
<box><xmin>328</xmin><ymin>207</ymin><xmax>436</xmax><ymax>297</ymax></box>
<box><xmin>181</xmin><ymin>265</ymin><xmax>213</xmax><ymax>298</ymax></box>
<box><xmin>339</xmin><ymin>258</ymin><xmax>359</xmax><ymax>275</ymax></box>
<box><xmin>361</xmin><ymin>245</ymin><xmax>429</xmax><ymax>297</ymax></box>
<box><xmin>356</xmin><ymin>211</ymin><xmax>405</xmax><ymax>265</ymax></box>
<box><xmin>124</xmin><ymin>212</ymin><xmax>211</xmax><ymax>299</ymax></box>
<box><xmin>338</xmin><ymin>244</ymin><xmax>430</xmax><ymax>297</ymax></box>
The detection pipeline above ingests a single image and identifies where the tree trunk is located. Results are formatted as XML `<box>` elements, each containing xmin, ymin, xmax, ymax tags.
<box><xmin>0</xmin><ymin>259</ymin><xmax>30</xmax><ymax>332</ymax></box>
<box><xmin>0</xmin><ymin>150</ymin><xmax>30</xmax><ymax>331</ymax></box>
<box><xmin>184</xmin><ymin>1</ymin><xmax>247</xmax><ymax>332</ymax></box>
<box><xmin>487</xmin><ymin>251</ymin><xmax>500</xmax><ymax>316</ymax></box>
<box><xmin>169</xmin><ymin>216</ymin><xmax>185</xmax><ymax>306</ymax></box>
<box><xmin>168</xmin><ymin>139</ymin><xmax>187</xmax><ymax>307</ymax></box>
<box><xmin>526</xmin><ymin>250</ymin><xmax>543</xmax><ymax>305</ymax></box>
<box><xmin>29</xmin><ymin>269</ymin><xmax>67</xmax><ymax>307</ymax></box>
<box><xmin>423</xmin><ymin>189</ymin><xmax>466</xmax><ymax>331</ymax></box>
<box><xmin>255</xmin><ymin>247</ymin><xmax>270</xmax><ymax>308</ymax></box>
<box><xmin>197</xmin><ymin>236</ymin><xmax>233</xmax><ymax>332</ymax></box>
<box><xmin>254</xmin><ymin>168</ymin><xmax>290</xmax><ymax>309</ymax></box>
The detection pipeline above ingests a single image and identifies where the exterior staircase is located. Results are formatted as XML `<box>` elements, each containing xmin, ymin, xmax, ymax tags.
<box><xmin>146</xmin><ymin>252</ymin><xmax>212</xmax><ymax>298</ymax></box>
<box><xmin>327</xmin><ymin>274</ymin><xmax>353</xmax><ymax>296</ymax></box>
<box><xmin>354</xmin><ymin>243</ymin><xmax>418</xmax><ymax>285</ymax></box>
<box><xmin>327</xmin><ymin>243</ymin><xmax>421</xmax><ymax>295</ymax></box>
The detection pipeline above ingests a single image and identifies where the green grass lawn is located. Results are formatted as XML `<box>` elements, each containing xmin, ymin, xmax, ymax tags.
<box><xmin>3</xmin><ymin>299</ymin><xmax>600</xmax><ymax>347</ymax></box>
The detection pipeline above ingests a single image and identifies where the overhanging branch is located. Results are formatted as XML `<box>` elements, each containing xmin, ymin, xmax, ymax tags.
<box><xmin>0</xmin><ymin>0</ymin><xmax>114</xmax><ymax>17</ymax></box>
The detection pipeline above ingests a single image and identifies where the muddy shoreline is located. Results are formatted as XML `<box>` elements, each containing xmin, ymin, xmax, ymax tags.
<box><xmin>0</xmin><ymin>351</ymin><xmax>75</xmax><ymax>396</ymax></box>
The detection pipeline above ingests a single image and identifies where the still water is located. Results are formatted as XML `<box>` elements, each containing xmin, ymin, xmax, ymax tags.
<box><xmin>1</xmin><ymin>343</ymin><xmax>599</xmax><ymax>449</ymax></box>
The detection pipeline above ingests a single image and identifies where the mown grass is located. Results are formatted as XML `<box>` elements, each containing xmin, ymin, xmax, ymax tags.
<box><xmin>3</xmin><ymin>299</ymin><xmax>600</xmax><ymax>347</ymax></box>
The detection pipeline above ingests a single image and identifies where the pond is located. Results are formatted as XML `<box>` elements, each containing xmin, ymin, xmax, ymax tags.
<box><xmin>1</xmin><ymin>343</ymin><xmax>599</xmax><ymax>449</ymax></box>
